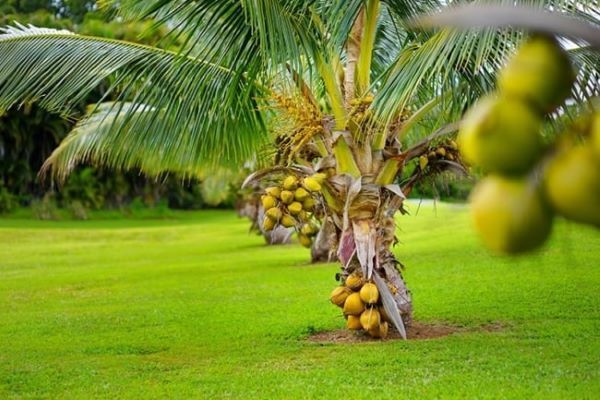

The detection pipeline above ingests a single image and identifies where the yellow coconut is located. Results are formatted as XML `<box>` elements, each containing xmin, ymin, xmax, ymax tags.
<box><xmin>282</xmin><ymin>175</ymin><xmax>298</xmax><ymax>190</ymax></box>
<box><xmin>311</xmin><ymin>173</ymin><xmax>327</xmax><ymax>184</ymax></box>
<box><xmin>544</xmin><ymin>145</ymin><xmax>600</xmax><ymax>227</ymax></box>
<box><xmin>261</xmin><ymin>195</ymin><xmax>277</xmax><ymax>210</ymax></box>
<box><xmin>280</xmin><ymin>214</ymin><xmax>296</xmax><ymax>228</ymax></box>
<box><xmin>294</xmin><ymin>188</ymin><xmax>310</xmax><ymax>202</ymax></box>
<box><xmin>470</xmin><ymin>176</ymin><xmax>553</xmax><ymax>254</ymax></box>
<box><xmin>324</xmin><ymin>167</ymin><xmax>336</xmax><ymax>177</ymax></box>
<box><xmin>297</xmin><ymin>211</ymin><xmax>309</xmax><ymax>222</ymax></box>
<box><xmin>302</xmin><ymin>197</ymin><xmax>316</xmax><ymax>211</ymax></box>
<box><xmin>359</xmin><ymin>282</ymin><xmax>379</xmax><ymax>305</ymax></box>
<box><xmin>436</xmin><ymin>147</ymin><xmax>447</xmax><ymax>157</ymax></box>
<box><xmin>262</xmin><ymin>217</ymin><xmax>275</xmax><ymax>232</ymax></box>
<box><xmin>280</xmin><ymin>190</ymin><xmax>294</xmax><ymax>205</ymax></box>
<box><xmin>343</xmin><ymin>292</ymin><xmax>365</xmax><ymax>316</ymax></box>
<box><xmin>419</xmin><ymin>155</ymin><xmax>428</xmax><ymax>170</ymax></box>
<box><xmin>360</xmin><ymin>308</ymin><xmax>381</xmax><ymax>331</ymax></box>
<box><xmin>298</xmin><ymin>233</ymin><xmax>312</xmax><ymax>248</ymax></box>
<box><xmin>265</xmin><ymin>186</ymin><xmax>281</xmax><ymax>198</ymax></box>
<box><xmin>369</xmin><ymin>321</ymin><xmax>389</xmax><ymax>339</ymax></box>
<box><xmin>458</xmin><ymin>95</ymin><xmax>543</xmax><ymax>176</ymax></box>
<box><xmin>498</xmin><ymin>35</ymin><xmax>574</xmax><ymax>113</ymax></box>
<box><xmin>265</xmin><ymin>207</ymin><xmax>282</xmax><ymax>222</ymax></box>
<box><xmin>345</xmin><ymin>273</ymin><xmax>364</xmax><ymax>290</ymax></box>
<box><xmin>302</xmin><ymin>177</ymin><xmax>322</xmax><ymax>192</ymax></box>
<box><xmin>288</xmin><ymin>202</ymin><xmax>303</xmax><ymax>215</ymax></box>
<box><xmin>347</xmin><ymin>315</ymin><xmax>363</xmax><ymax>330</ymax></box>
<box><xmin>300</xmin><ymin>223</ymin><xmax>318</xmax><ymax>236</ymax></box>
<box><xmin>330</xmin><ymin>286</ymin><xmax>352</xmax><ymax>307</ymax></box>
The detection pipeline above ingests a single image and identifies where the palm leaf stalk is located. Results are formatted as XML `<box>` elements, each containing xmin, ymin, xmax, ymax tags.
<box><xmin>1</xmin><ymin>1</ymin><xmax>598</xmax><ymax>339</ymax></box>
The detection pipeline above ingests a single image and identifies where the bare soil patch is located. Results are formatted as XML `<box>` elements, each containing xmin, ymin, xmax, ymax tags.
<box><xmin>308</xmin><ymin>321</ymin><xmax>504</xmax><ymax>343</ymax></box>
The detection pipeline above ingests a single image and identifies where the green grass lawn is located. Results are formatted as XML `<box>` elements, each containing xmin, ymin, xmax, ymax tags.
<box><xmin>1</xmin><ymin>202</ymin><xmax>599</xmax><ymax>399</ymax></box>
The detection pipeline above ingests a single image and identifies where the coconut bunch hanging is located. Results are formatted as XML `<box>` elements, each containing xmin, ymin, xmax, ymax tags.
<box><xmin>458</xmin><ymin>35</ymin><xmax>600</xmax><ymax>254</ymax></box>
<box><xmin>330</xmin><ymin>271</ymin><xmax>393</xmax><ymax>338</ymax></box>
<box><xmin>261</xmin><ymin>172</ymin><xmax>327</xmax><ymax>247</ymax></box>
<box><xmin>417</xmin><ymin>139</ymin><xmax>462</xmax><ymax>172</ymax></box>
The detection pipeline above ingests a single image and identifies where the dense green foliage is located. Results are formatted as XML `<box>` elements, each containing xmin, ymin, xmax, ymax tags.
<box><xmin>0</xmin><ymin>4</ymin><xmax>227</xmax><ymax>214</ymax></box>
<box><xmin>0</xmin><ymin>0</ymin><xmax>95</xmax><ymax>23</ymax></box>
<box><xmin>1</xmin><ymin>203</ymin><xmax>598</xmax><ymax>398</ymax></box>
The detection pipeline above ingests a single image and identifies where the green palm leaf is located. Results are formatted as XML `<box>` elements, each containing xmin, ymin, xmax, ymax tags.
<box><xmin>373</xmin><ymin>0</ymin><xmax>600</xmax><ymax>131</ymax></box>
<box><xmin>0</xmin><ymin>24</ymin><xmax>267</xmax><ymax>172</ymax></box>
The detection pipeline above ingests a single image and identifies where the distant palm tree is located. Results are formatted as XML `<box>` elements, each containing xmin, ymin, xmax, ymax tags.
<box><xmin>0</xmin><ymin>0</ymin><xmax>597</xmax><ymax>337</ymax></box>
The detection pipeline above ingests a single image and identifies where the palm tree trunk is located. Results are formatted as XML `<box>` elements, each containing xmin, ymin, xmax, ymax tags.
<box><xmin>378</xmin><ymin>250</ymin><xmax>413</xmax><ymax>325</ymax></box>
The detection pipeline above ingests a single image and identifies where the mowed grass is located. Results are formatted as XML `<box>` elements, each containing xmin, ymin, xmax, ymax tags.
<box><xmin>0</xmin><ymin>203</ymin><xmax>599</xmax><ymax>399</ymax></box>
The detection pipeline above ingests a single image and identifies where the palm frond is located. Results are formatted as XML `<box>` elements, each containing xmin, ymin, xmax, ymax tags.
<box><xmin>569</xmin><ymin>46</ymin><xmax>600</xmax><ymax>103</ymax></box>
<box><xmin>373</xmin><ymin>0</ymin><xmax>600</xmax><ymax>127</ymax></box>
<box><xmin>414</xmin><ymin>1</ymin><xmax>600</xmax><ymax>48</ymax></box>
<box><xmin>0</xmin><ymin>25</ymin><xmax>267</xmax><ymax>172</ymax></box>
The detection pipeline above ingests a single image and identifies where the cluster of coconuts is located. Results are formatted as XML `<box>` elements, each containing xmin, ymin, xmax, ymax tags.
<box><xmin>330</xmin><ymin>272</ymin><xmax>390</xmax><ymax>338</ymax></box>
<box><xmin>418</xmin><ymin>140</ymin><xmax>460</xmax><ymax>171</ymax></box>
<box><xmin>261</xmin><ymin>173</ymin><xmax>325</xmax><ymax>247</ymax></box>
<box><xmin>459</xmin><ymin>35</ymin><xmax>600</xmax><ymax>254</ymax></box>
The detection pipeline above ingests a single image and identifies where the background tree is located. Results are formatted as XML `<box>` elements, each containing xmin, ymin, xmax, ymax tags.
<box><xmin>0</xmin><ymin>1</ymin><xmax>230</xmax><ymax>215</ymax></box>
<box><xmin>0</xmin><ymin>0</ymin><xmax>597</xmax><ymax>337</ymax></box>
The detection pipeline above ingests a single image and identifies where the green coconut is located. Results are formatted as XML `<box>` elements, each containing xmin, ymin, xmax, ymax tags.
<box><xmin>470</xmin><ymin>176</ymin><xmax>553</xmax><ymax>254</ymax></box>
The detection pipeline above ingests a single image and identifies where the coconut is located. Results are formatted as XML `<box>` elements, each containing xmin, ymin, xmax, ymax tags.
<box><xmin>297</xmin><ymin>211</ymin><xmax>309</xmax><ymax>222</ymax></box>
<box><xmin>262</xmin><ymin>217</ymin><xmax>275</xmax><ymax>232</ymax></box>
<box><xmin>343</xmin><ymin>292</ymin><xmax>365</xmax><ymax>316</ymax></box>
<box><xmin>544</xmin><ymin>146</ymin><xmax>600</xmax><ymax>227</ymax></box>
<box><xmin>330</xmin><ymin>286</ymin><xmax>352</xmax><ymax>307</ymax></box>
<box><xmin>294</xmin><ymin>188</ymin><xmax>310</xmax><ymax>202</ymax></box>
<box><xmin>347</xmin><ymin>315</ymin><xmax>363</xmax><ymax>330</ymax></box>
<box><xmin>359</xmin><ymin>282</ymin><xmax>379</xmax><ymax>305</ymax></box>
<box><xmin>419</xmin><ymin>155</ymin><xmax>428</xmax><ymax>170</ymax></box>
<box><xmin>345</xmin><ymin>273</ymin><xmax>363</xmax><ymax>290</ymax></box>
<box><xmin>360</xmin><ymin>308</ymin><xmax>381</xmax><ymax>331</ymax></box>
<box><xmin>302</xmin><ymin>197</ymin><xmax>316</xmax><ymax>211</ymax></box>
<box><xmin>369</xmin><ymin>321</ymin><xmax>389</xmax><ymax>339</ymax></box>
<box><xmin>280</xmin><ymin>214</ymin><xmax>296</xmax><ymax>228</ymax></box>
<box><xmin>302</xmin><ymin>177</ymin><xmax>322</xmax><ymax>192</ymax></box>
<box><xmin>436</xmin><ymin>147</ymin><xmax>447</xmax><ymax>157</ymax></box>
<box><xmin>311</xmin><ymin>173</ymin><xmax>327</xmax><ymax>184</ymax></box>
<box><xmin>324</xmin><ymin>167</ymin><xmax>336</xmax><ymax>177</ymax></box>
<box><xmin>300</xmin><ymin>223</ymin><xmax>318</xmax><ymax>236</ymax></box>
<box><xmin>282</xmin><ymin>175</ymin><xmax>298</xmax><ymax>190</ymax></box>
<box><xmin>298</xmin><ymin>233</ymin><xmax>312</xmax><ymax>248</ymax></box>
<box><xmin>498</xmin><ymin>35</ymin><xmax>574</xmax><ymax>113</ymax></box>
<box><xmin>470</xmin><ymin>176</ymin><xmax>553</xmax><ymax>254</ymax></box>
<box><xmin>280</xmin><ymin>190</ymin><xmax>295</xmax><ymax>205</ymax></box>
<box><xmin>288</xmin><ymin>202</ymin><xmax>303</xmax><ymax>215</ymax></box>
<box><xmin>265</xmin><ymin>207</ymin><xmax>282</xmax><ymax>222</ymax></box>
<box><xmin>261</xmin><ymin>195</ymin><xmax>277</xmax><ymax>210</ymax></box>
<box><xmin>458</xmin><ymin>95</ymin><xmax>543</xmax><ymax>176</ymax></box>
<box><xmin>265</xmin><ymin>186</ymin><xmax>281</xmax><ymax>198</ymax></box>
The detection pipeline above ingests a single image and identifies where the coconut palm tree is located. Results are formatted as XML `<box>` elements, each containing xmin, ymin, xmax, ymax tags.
<box><xmin>0</xmin><ymin>0</ymin><xmax>597</xmax><ymax>338</ymax></box>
